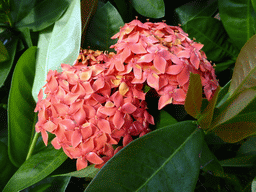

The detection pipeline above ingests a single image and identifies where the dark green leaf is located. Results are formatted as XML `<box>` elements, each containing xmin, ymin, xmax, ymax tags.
<box><xmin>174</xmin><ymin>0</ymin><xmax>218</xmax><ymax>27</ymax></box>
<box><xmin>52</xmin><ymin>165</ymin><xmax>99</xmax><ymax>178</ymax></box>
<box><xmin>130</xmin><ymin>0</ymin><xmax>165</xmax><ymax>18</ymax></box>
<box><xmin>85</xmin><ymin>121</ymin><xmax>204</xmax><ymax>192</ymax></box>
<box><xmin>155</xmin><ymin>110</ymin><xmax>177</xmax><ymax>129</ymax></box>
<box><xmin>0</xmin><ymin>40</ymin><xmax>9</xmax><ymax>62</ymax></box>
<box><xmin>8</xmin><ymin>46</ymin><xmax>37</xmax><ymax>167</ymax></box>
<box><xmin>18</xmin><ymin>27</ymin><xmax>33</xmax><ymax>47</ymax></box>
<box><xmin>218</xmin><ymin>0</ymin><xmax>256</xmax><ymax>49</ymax></box>
<box><xmin>9</xmin><ymin>0</ymin><xmax>37</xmax><ymax>23</ymax></box>
<box><xmin>228</xmin><ymin>34</ymin><xmax>256</xmax><ymax>97</ymax></box>
<box><xmin>185</xmin><ymin>73</ymin><xmax>202</xmax><ymax>119</ymax></box>
<box><xmin>220</xmin><ymin>154</ymin><xmax>256</xmax><ymax>167</ymax></box>
<box><xmin>84</xmin><ymin>1</ymin><xmax>124</xmax><ymax>51</ymax></box>
<box><xmin>214</xmin><ymin>59</ymin><xmax>235</xmax><ymax>73</ymax></box>
<box><xmin>0</xmin><ymin>33</ymin><xmax>18</xmax><ymax>88</ymax></box>
<box><xmin>32</xmin><ymin>0</ymin><xmax>81</xmax><ymax>101</ymax></box>
<box><xmin>16</xmin><ymin>0</ymin><xmax>71</xmax><ymax>32</ymax></box>
<box><xmin>3</xmin><ymin>146</ymin><xmax>67</xmax><ymax>192</ymax></box>
<box><xmin>216</xmin><ymin>80</ymin><xmax>231</xmax><ymax>108</ymax></box>
<box><xmin>184</xmin><ymin>17</ymin><xmax>239</xmax><ymax>62</ymax></box>
<box><xmin>237</xmin><ymin>136</ymin><xmax>256</xmax><ymax>156</ymax></box>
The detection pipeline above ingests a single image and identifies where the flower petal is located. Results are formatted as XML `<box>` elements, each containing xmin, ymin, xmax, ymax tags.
<box><xmin>121</xmin><ymin>103</ymin><xmax>137</xmax><ymax>114</ymax></box>
<box><xmin>86</xmin><ymin>152</ymin><xmax>104</xmax><ymax>164</ymax></box>
<box><xmin>76</xmin><ymin>157</ymin><xmax>88</xmax><ymax>170</ymax></box>
<box><xmin>97</xmin><ymin>118</ymin><xmax>111</xmax><ymax>133</ymax></box>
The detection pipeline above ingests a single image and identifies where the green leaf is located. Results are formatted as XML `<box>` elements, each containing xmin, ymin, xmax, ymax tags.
<box><xmin>130</xmin><ymin>0</ymin><xmax>165</xmax><ymax>18</ymax></box>
<box><xmin>184</xmin><ymin>17</ymin><xmax>239</xmax><ymax>62</ymax></box>
<box><xmin>228</xmin><ymin>34</ymin><xmax>256</xmax><ymax>97</ymax></box>
<box><xmin>218</xmin><ymin>0</ymin><xmax>256</xmax><ymax>49</ymax></box>
<box><xmin>0</xmin><ymin>31</ymin><xmax>18</xmax><ymax>88</ymax></box>
<box><xmin>3</xmin><ymin>146</ymin><xmax>67</xmax><ymax>192</ymax></box>
<box><xmin>185</xmin><ymin>73</ymin><xmax>202</xmax><ymax>119</ymax></box>
<box><xmin>52</xmin><ymin>165</ymin><xmax>99</xmax><ymax>178</ymax></box>
<box><xmin>237</xmin><ymin>136</ymin><xmax>256</xmax><ymax>156</ymax></box>
<box><xmin>84</xmin><ymin>1</ymin><xmax>124</xmax><ymax>51</ymax></box>
<box><xmin>216</xmin><ymin>80</ymin><xmax>231</xmax><ymax>108</ymax></box>
<box><xmin>8</xmin><ymin>46</ymin><xmax>37</xmax><ymax>167</ymax></box>
<box><xmin>9</xmin><ymin>0</ymin><xmax>37</xmax><ymax>23</ymax></box>
<box><xmin>173</xmin><ymin>0</ymin><xmax>218</xmax><ymax>27</ymax></box>
<box><xmin>220</xmin><ymin>154</ymin><xmax>256</xmax><ymax>167</ymax></box>
<box><xmin>252</xmin><ymin>177</ymin><xmax>256</xmax><ymax>192</ymax></box>
<box><xmin>156</xmin><ymin>110</ymin><xmax>177</xmax><ymax>129</ymax></box>
<box><xmin>85</xmin><ymin>121</ymin><xmax>204</xmax><ymax>192</ymax></box>
<box><xmin>18</xmin><ymin>27</ymin><xmax>33</xmax><ymax>47</ymax></box>
<box><xmin>214</xmin><ymin>59</ymin><xmax>235</xmax><ymax>73</ymax></box>
<box><xmin>15</xmin><ymin>0</ymin><xmax>71</xmax><ymax>32</ymax></box>
<box><xmin>32</xmin><ymin>0</ymin><xmax>81</xmax><ymax>102</ymax></box>
<box><xmin>0</xmin><ymin>40</ymin><xmax>9</xmax><ymax>62</ymax></box>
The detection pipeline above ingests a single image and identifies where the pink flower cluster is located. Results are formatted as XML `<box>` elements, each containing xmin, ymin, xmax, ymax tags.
<box><xmin>35</xmin><ymin>19</ymin><xmax>218</xmax><ymax>171</ymax></box>
<box><xmin>35</xmin><ymin>49</ymin><xmax>154</xmax><ymax>170</ymax></box>
<box><xmin>110</xmin><ymin>19</ymin><xmax>218</xmax><ymax>109</ymax></box>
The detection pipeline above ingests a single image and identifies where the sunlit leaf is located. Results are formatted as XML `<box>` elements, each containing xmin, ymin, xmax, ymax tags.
<box><xmin>8</xmin><ymin>46</ymin><xmax>37</xmax><ymax>167</ymax></box>
<box><xmin>3</xmin><ymin>146</ymin><xmax>67</xmax><ymax>192</ymax></box>
<box><xmin>185</xmin><ymin>73</ymin><xmax>202</xmax><ymax>119</ymax></box>
<box><xmin>85</xmin><ymin>121</ymin><xmax>204</xmax><ymax>192</ymax></box>
<box><xmin>32</xmin><ymin>0</ymin><xmax>81</xmax><ymax>101</ymax></box>
<box><xmin>228</xmin><ymin>34</ymin><xmax>256</xmax><ymax>97</ymax></box>
<box><xmin>130</xmin><ymin>0</ymin><xmax>165</xmax><ymax>18</ymax></box>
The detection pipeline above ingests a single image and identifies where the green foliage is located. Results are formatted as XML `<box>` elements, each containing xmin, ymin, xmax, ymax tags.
<box><xmin>85</xmin><ymin>121</ymin><xmax>204</xmax><ymax>192</ymax></box>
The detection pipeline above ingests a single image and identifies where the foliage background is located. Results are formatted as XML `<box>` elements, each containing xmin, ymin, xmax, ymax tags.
<box><xmin>0</xmin><ymin>0</ymin><xmax>256</xmax><ymax>191</ymax></box>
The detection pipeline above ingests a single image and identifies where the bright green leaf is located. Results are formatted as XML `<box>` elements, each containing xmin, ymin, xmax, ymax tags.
<box><xmin>85</xmin><ymin>121</ymin><xmax>204</xmax><ymax>192</ymax></box>
<box><xmin>184</xmin><ymin>17</ymin><xmax>239</xmax><ymax>62</ymax></box>
<box><xmin>0</xmin><ymin>40</ymin><xmax>9</xmax><ymax>62</ymax></box>
<box><xmin>218</xmin><ymin>0</ymin><xmax>256</xmax><ymax>49</ymax></box>
<box><xmin>8</xmin><ymin>46</ymin><xmax>37</xmax><ymax>167</ymax></box>
<box><xmin>16</xmin><ymin>0</ymin><xmax>71</xmax><ymax>32</ymax></box>
<box><xmin>130</xmin><ymin>0</ymin><xmax>165</xmax><ymax>18</ymax></box>
<box><xmin>32</xmin><ymin>0</ymin><xmax>81</xmax><ymax>102</ymax></box>
<box><xmin>174</xmin><ymin>0</ymin><xmax>218</xmax><ymax>27</ymax></box>
<box><xmin>84</xmin><ymin>1</ymin><xmax>124</xmax><ymax>51</ymax></box>
<box><xmin>228</xmin><ymin>34</ymin><xmax>256</xmax><ymax>97</ymax></box>
<box><xmin>52</xmin><ymin>165</ymin><xmax>99</xmax><ymax>178</ymax></box>
<box><xmin>185</xmin><ymin>73</ymin><xmax>202</xmax><ymax>119</ymax></box>
<box><xmin>3</xmin><ymin>146</ymin><xmax>67</xmax><ymax>192</ymax></box>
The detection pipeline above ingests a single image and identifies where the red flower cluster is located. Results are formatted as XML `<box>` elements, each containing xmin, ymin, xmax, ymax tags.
<box><xmin>35</xmin><ymin>49</ymin><xmax>154</xmax><ymax>170</ymax></box>
<box><xmin>110</xmin><ymin>19</ymin><xmax>218</xmax><ymax>109</ymax></box>
<box><xmin>35</xmin><ymin>19</ymin><xmax>218</xmax><ymax>170</ymax></box>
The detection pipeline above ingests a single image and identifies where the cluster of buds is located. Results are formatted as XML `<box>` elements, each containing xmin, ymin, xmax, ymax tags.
<box><xmin>35</xmin><ymin>19</ymin><xmax>218</xmax><ymax>170</ymax></box>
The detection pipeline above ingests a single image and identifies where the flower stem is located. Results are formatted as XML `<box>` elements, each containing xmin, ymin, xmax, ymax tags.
<box><xmin>26</xmin><ymin>132</ymin><xmax>39</xmax><ymax>160</ymax></box>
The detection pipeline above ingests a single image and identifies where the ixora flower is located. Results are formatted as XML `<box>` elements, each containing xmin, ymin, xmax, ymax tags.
<box><xmin>110</xmin><ymin>19</ymin><xmax>219</xmax><ymax>109</ymax></box>
<box><xmin>34</xmin><ymin>49</ymin><xmax>154</xmax><ymax>170</ymax></box>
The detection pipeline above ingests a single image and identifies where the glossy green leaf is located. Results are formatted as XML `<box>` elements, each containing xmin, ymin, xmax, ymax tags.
<box><xmin>228</xmin><ymin>34</ymin><xmax>256</xmax><ymax>97</ymax></box>
<box><xmin>32</xmin><ymin>0</ymin><xmax>81</xmax><ymax>102</ymax></box>
<box><xmin>85</xmin><ymin>121</ymin><xmax>204</xmax><ymax>192</ymax></box>
<box><xmin>185</xmin><ymin>17</ymin><xmax>239</xmax><ymax>62</ymax></box>
<box><xmin>3</xmin><ymin>146</ymin><xmax>67</xmax><ymax>192</ymax></box>
<box><xmin>16</xmin><ymin>0</ymin><xmax>71</xmax><ymax>32</ymax></box>
<box><xmin>200</xmin><ymin>140</ymin><xmax>225</xmax><ymax>177</ymax></box>
<box><xmin>156</xmin><ymin>110</ymin><xmax>177</xmax><ymax>129</ymax></box>
<box><xmin>130</xmin><ymin>0</ymin><xmax>165</xmax><ymax>18</ymax></box>
<box><xmin>218</xmin><ymin>0</ymin><xmax>256</xmax><ymax>49</ymax></box>
<box><xmin>0</xmin><ymin>40</ymin><xmax>9</xmax><ymax>62</ymax></box>
<box><xmin>174</xmin><ymin>0</ymin><xmax>218</xmax><ymax>27</ymax></box>
<box><xmin>9</xmin><ymin>0</ymin><xmax>37</xmax><ymax>23</ymax></box>
<box><xmin>198</xmin><ymin>86</ymin><xmax>220</xmax><ymax>130</ymax></box>
<box><xmin>185</xmin><ymin>73</ymin><xmax>202</xmax><ymax>119</ymax></box>
<box><xmin>216</xmin><ymin>80</ymin><xmax>231</xmax><ymax>108</ymax></box>
<box><xmin>53</xmin><ymin>165</ymin><xmax>99</xmax><ymax>178</ymax></box>
<box><xmin>8</xmin><ymin>46</ymin><xmax>37</xmax><ymax>167</ymax></box>
<box><xmin>84</xmin><ymin>1</ymin><xmax>124</xmax><ymax>51</ymax></box>
<box><xmin>0</xmin><ymin>32</ymin><xmax>18</xmax><ymax>88</ymax></box>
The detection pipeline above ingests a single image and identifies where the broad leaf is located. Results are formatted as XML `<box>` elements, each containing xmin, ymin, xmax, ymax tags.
<box><xmin>218</xmin><ymin>0</ymin><xmax>256</xmax><ymax>49</ymax></box>
<box><xmin>216</xmin><ymin>80</ymin><xmax>231</xmax><ymax>108</ymax></box>
<box><xmin>15</xmin><ymin>0</ymin><xmax>71</xmax><ymax>32</ymax></box>
<box><xmin>8</xmin><ymin>46</ymin><xmax>37</xmax><ymax>167</ymax></box>
<box><xmin>228</xmin><ymin>34</ymin><xmax>256</xmax><ymax>97</ymax></box>
<box><xmin>85</xmin><ymin>121</ymin><xmax>204</xmax><ymax>192</ymax></box>
<box><xmin>130</xmin><ymin>0</ymin><xmax>165</xmax><ymax>18</ymax></box>
<box><xmin>173</xmin><ymin>0</ymin><xmax>218</xmax><ymax>27</ymax></box>
<box><xmin>252</xmin><ymin>177</ymin><xmax>256</xmax><ymax>192</ymax></box>
<box><xmin>155</xmin><ymin>110</ymin><xmax>177</xmax><ymax>129</ymax></box>
<box><xmin>237</xmin><ymin>136</ymin><xmax>256</xmax><ymax>156</ymax></box>
<box><xmin>3</xmin><ymin>146</ymin><xmax>67</xmax><ymax>192</ymax></box>
<box><xmin>185</xmin><ymin>17</ymin><xmax>239</xmax><ymax>62</ymax></box>
<box><xmin>185</xmin><ymin>73</ymin><xmax>202</xmax><ymax>119</ymax></box>
<box><xmin>214</xmin><ymin>59</ymin><xmax>235</xmax><ymax>73</ymax></box>
<box><xmin>0</xmin><ymin>40</ymin><xmax>9</xmax><ymax>62</ymax></box>
<box><xmin>220</xmin><ymin>154</ymin><xmax>256</xmax><ymax>167</ymax></box>
<box><xmin>84</xmin><ymin>1</ymin><xmax>124</xmax><ymax>51</ymax></box>
<box><xmin>32</xmin><ymin>0</ymin><xmax>81</xmax><ymax>101</ymax></box>
<box><xmin>52</xmin><ymin>165</ymin><xmax>99</xmax><ymax>178</ymax></box>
